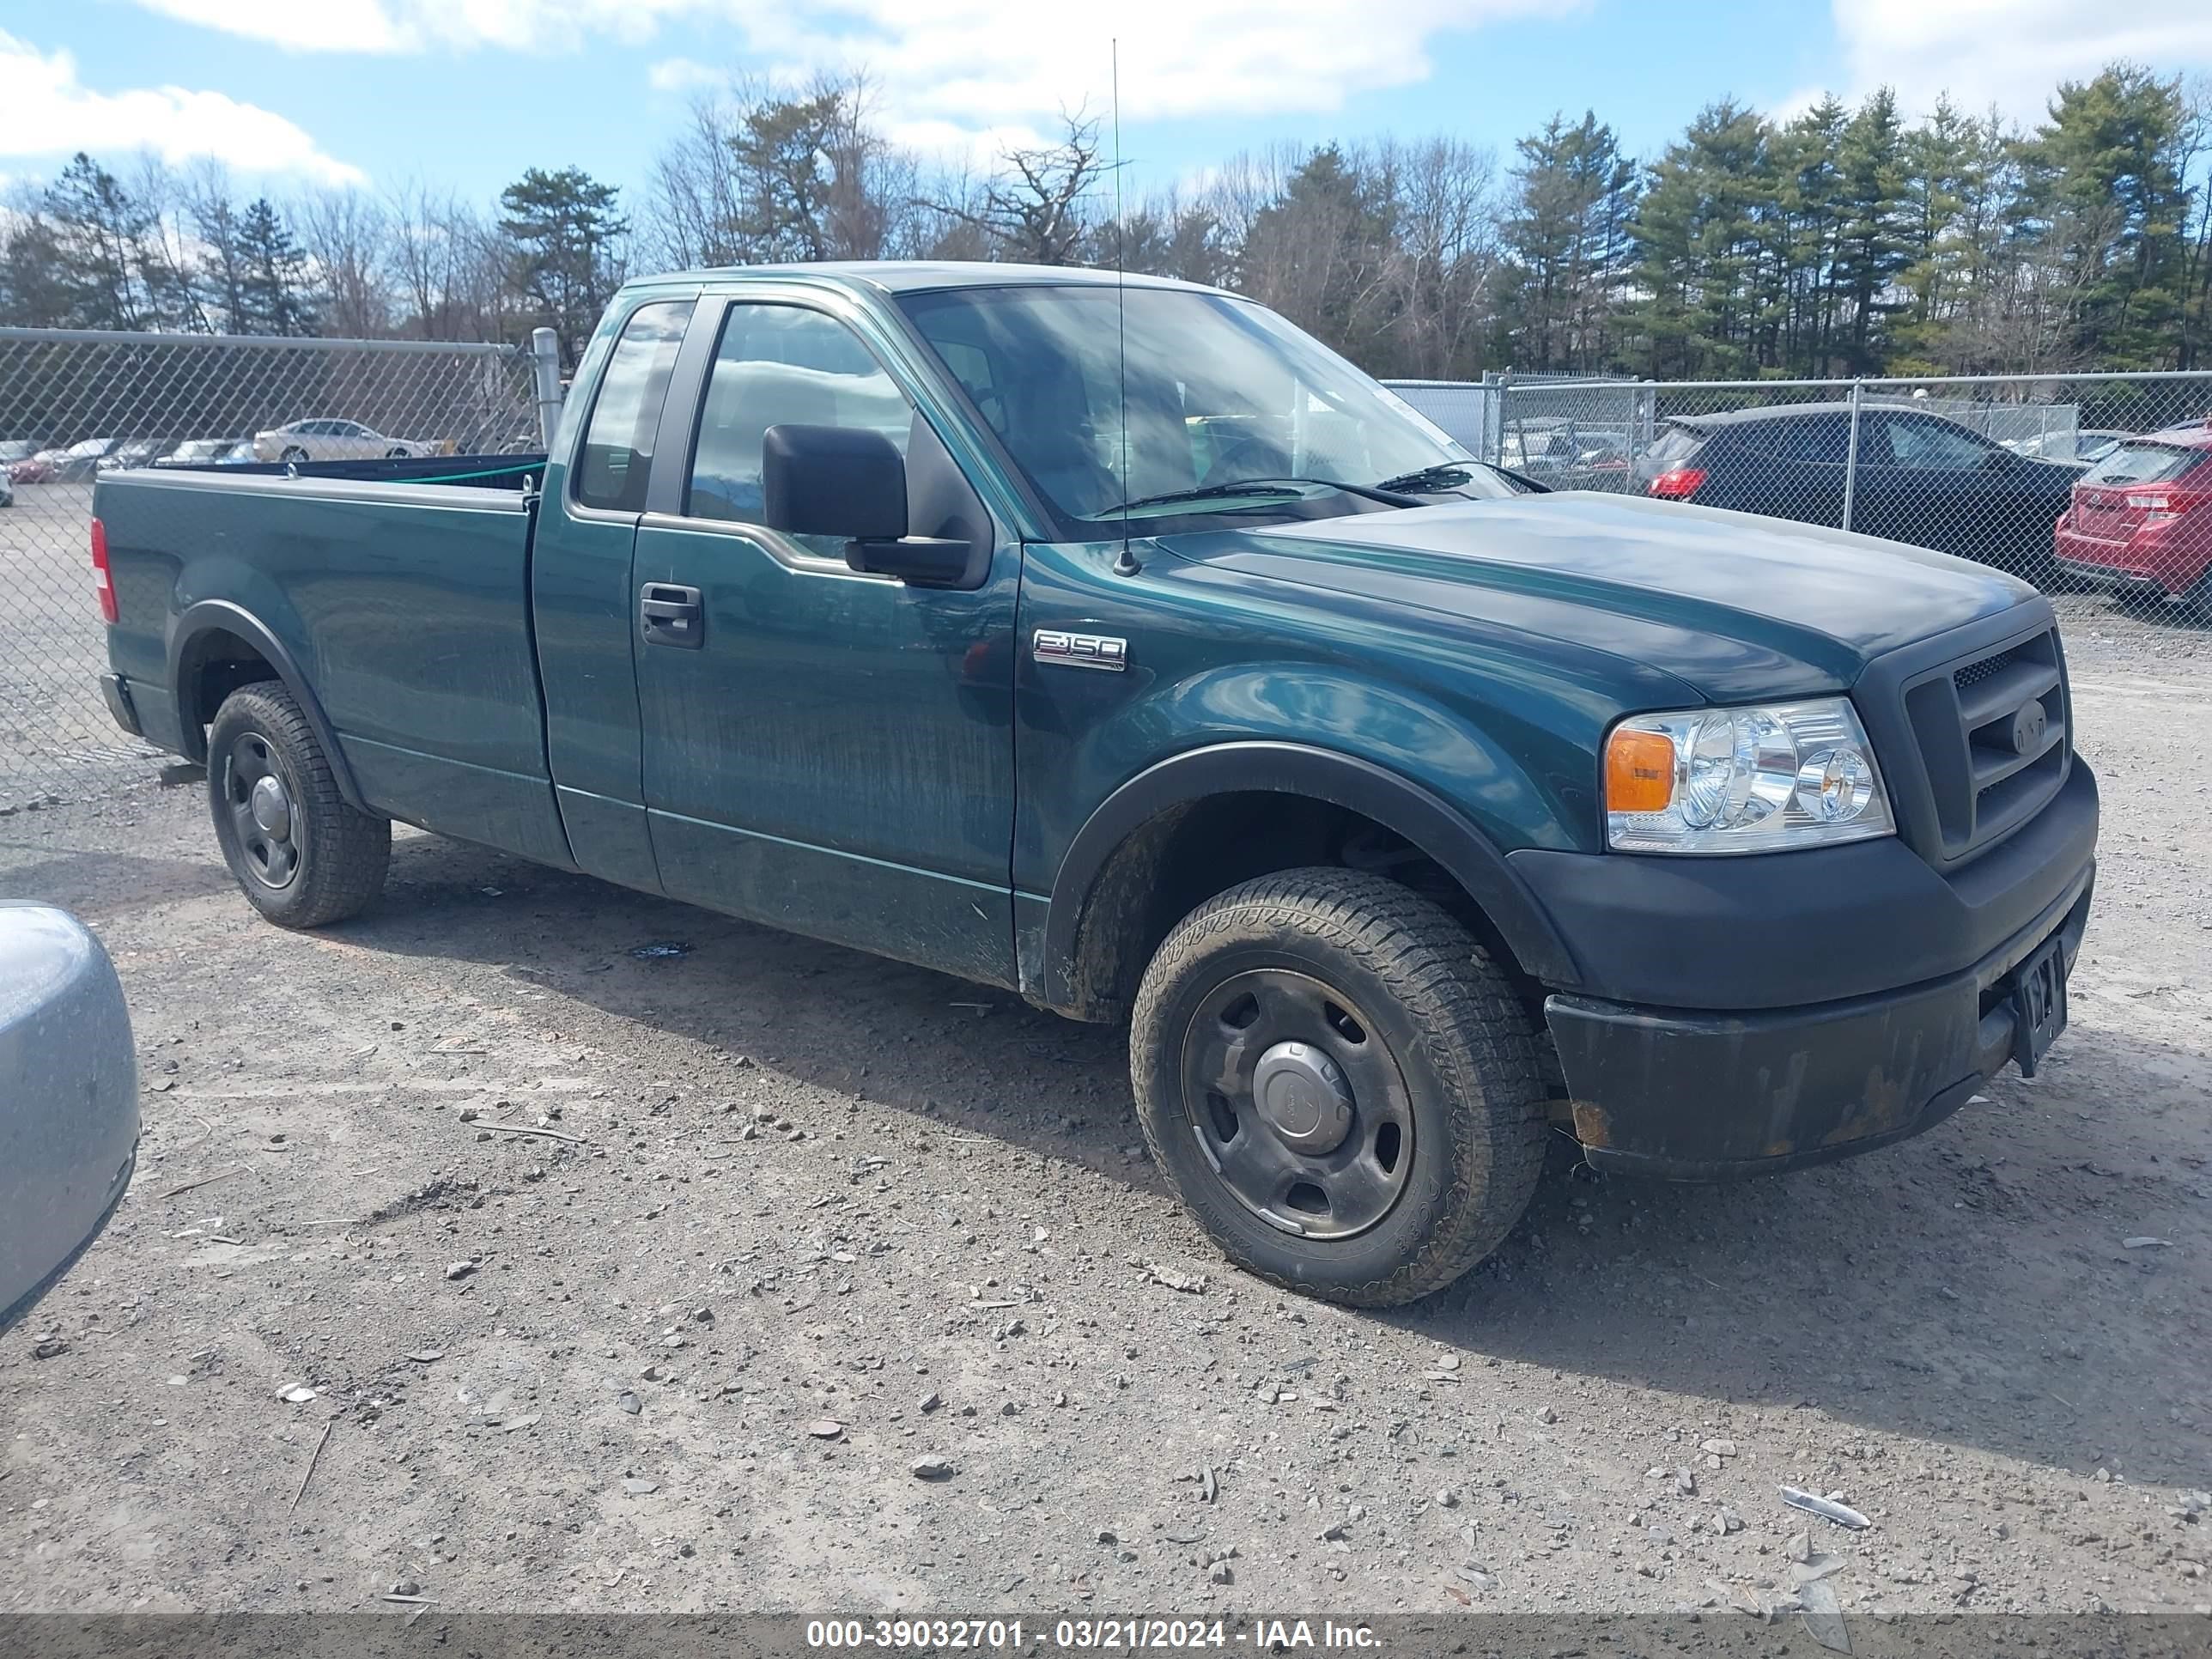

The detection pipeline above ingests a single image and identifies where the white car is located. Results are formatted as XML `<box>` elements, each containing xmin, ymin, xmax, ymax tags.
<box><xmin>253</xmin><ymin>419</ymin><xmax>427</xmax><ymax>465</ymax></box>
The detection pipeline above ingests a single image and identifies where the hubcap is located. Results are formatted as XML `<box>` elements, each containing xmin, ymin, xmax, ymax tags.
<box><xmin>223</xmin><ymin>732</ymin><xmax>301</xmax><ymax>890</ymax></box>
<box><xmin>249</xmin><ymin>773</ymin><xmax>292</xmax><ymax>838</ymax></box>
<box><xmin>1251</xmin><ymin>1041</ymin><xmax>1353</xmax><ymax>1152</ymax></box>
<box><xmin>1178</xmin><ymin>968</ymin><xmax>1413</xmax><ymax>1240</ymax></box>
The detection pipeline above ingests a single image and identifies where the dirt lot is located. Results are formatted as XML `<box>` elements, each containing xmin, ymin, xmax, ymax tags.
<box><xmin>2</xmin><ymin>597</ymin><xmax>2208</xmax><ymax>1625</ymax></box>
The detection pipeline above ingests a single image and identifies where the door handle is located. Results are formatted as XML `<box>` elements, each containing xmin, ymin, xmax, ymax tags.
<box><xmin>639</xmin><ymin>582</ymin><xmax>703</xmax><ymax>648</ymax></box>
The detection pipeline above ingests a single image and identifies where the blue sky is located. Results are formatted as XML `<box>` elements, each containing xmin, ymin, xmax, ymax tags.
<box><xmin>3</xmin><ymin>2</ymin><xmax>2210</xmax><ymax>210</ymax></box>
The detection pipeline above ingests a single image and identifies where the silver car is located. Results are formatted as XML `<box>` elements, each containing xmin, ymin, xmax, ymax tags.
<box><xmin>1</xmin><ymin>904</ymin><xmax>138</xmax><ymax>1335</ymax></box>
<box><xmin>253</xmin><ymin>418</ymin><xmax>427</xmax><ymax>465</ymax></box>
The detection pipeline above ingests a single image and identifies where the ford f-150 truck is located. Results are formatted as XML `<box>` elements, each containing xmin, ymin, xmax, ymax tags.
<box><xmin>92</xmin><ymin>263</ymin><xmax>2097</xmax><ymax>1307</ymax></box>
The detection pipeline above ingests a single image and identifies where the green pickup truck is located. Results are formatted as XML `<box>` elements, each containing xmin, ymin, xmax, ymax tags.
<box><xmin>93</xmin><ymin>263</ymin><xmax>2096</xmax><ymax>1306</ymax></box>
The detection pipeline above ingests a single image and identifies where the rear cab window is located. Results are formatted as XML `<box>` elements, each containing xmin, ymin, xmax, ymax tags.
<box><xmin>572</xmin><ymin>300</ymin><xmax>695</xmax><ymax>512</ymax></box>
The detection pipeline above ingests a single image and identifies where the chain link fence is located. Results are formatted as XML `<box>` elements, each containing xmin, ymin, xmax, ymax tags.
<box><xmin>1390</xmin><ymin>370</ymin><xmax>2212</xmax><ymax>618</ymax></box>
<box><xmin>1</xmin><ymin>327</ymin><xmax>545</xmax><ymax>811</ymax></box>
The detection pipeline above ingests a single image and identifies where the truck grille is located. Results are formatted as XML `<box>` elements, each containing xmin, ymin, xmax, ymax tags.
<box><xmin>1899</xmin><ymin>629</ymin><xmax>2069</xmax><ymax>863</ymax></box>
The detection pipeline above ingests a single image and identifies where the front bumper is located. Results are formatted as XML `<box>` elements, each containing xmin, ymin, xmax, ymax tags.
<box><xmin>1525</xmin><ymin>762</ymin><xmax>2098</xmax><ymax>1181</ymax></box>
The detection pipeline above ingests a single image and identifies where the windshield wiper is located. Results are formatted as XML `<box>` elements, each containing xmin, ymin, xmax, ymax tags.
<box><xmin>1375</xmin><ymin>463</ymin><xmax>1479</xmax><ymax>493</ymax></box>
<box><xmin>1103</xmin><ymin>475</ymin><xmax>1423</xmax><ymax>515</ymax></box>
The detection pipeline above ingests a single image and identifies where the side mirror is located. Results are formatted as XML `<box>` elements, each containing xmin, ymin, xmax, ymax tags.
<box><xmin>763</xmin><ymin>423</ymin><xmax>907</xmax><ymax>540</ymax></box>
<box><xmin>761</xmin><ymin>423</ymin><xmax>969</xmax><ymax>586</ymax></box>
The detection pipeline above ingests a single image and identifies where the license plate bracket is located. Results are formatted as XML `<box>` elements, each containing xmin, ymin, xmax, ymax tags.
<box><xmin>2009</xmin><ymin>933</ymin><xmax>2069</xmax><ymax>1078</ymax></box>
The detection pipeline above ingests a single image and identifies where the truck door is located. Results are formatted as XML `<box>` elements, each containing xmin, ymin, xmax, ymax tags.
<box><xmin>627</xmin><ymin>295</ymin><xmax>1019</xmax><ymax>988</ymax></box>
<box><xmin>534</xmin><ymin>295</ymin><xmax>697</xmax><ymax>893</ymax></box>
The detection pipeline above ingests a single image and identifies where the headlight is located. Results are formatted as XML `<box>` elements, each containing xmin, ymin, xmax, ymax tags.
<box><xmin>1603</xmin><ymin>698</ymin><xmax>1893</xmax><ymax>854</ymax></box>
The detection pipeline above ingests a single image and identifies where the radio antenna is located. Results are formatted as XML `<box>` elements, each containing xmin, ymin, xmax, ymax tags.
<box><xmin>1111</xmin><ymin>37</ymin><xmax>1140</xmax><ymax>577</ymax></box>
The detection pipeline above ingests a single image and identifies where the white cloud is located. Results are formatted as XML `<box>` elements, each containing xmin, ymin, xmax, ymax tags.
<box><xmin>0</xmin><ymin>31</ymin><xmax>364</xmax><ymax>185</ymax></box>
<box><xmin>125</xmin><ymin>0</ymin><xmax>1569</xmax><ymax>137</ymax></box>
<box><xmin>1788</xmin><ymin>1</ymin><xmax>2212</xmax><ymax>126</ymax></box>
<box><xmin>647</xmin><ymin>56</ymin><xmax>723</xmax><ymax>94</ymax></box>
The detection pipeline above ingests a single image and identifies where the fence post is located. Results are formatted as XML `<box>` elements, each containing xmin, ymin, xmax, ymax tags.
<box><xmin>1841</xmin><ymin>378</ymin><xmax>1863</xmax><ymax>533</ymax></box>
<box><xmin>530</xmin><ymin>328</ymin><xmax>564</xmax><ymax>451</ymax></box>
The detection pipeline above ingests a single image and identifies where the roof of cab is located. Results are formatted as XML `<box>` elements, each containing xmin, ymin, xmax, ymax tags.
<box><xmin>624</xmin><ymin>260</ymin><xmax>1223</xmax><ymax>297</ymax></box>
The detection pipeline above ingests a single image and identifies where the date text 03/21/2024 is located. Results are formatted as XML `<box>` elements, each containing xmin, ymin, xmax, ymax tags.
<box><xmin>803</xmin><ymin>1619</ymin><xmax>1383</xmax><ymax>1650</ymax></box>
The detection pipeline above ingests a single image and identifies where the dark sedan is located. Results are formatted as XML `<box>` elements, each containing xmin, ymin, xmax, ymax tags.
<box><xmin>1635</xmin><ymin>403</ymin><xmax>2081</xmax><ymax>572</ymax></box>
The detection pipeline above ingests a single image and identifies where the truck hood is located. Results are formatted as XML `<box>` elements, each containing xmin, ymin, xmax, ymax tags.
<box><xmin>1157</xmin><ymin>491</ymin><xmax>2041</xmax><ymax>702</ymax></box>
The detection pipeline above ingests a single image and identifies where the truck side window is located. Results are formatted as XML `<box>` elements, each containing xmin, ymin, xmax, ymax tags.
<box><xmin>572</xmin><ymin>301</ymin><xmax>694</xmax><ymax>513</ymax></box>
<box><xmin>686</xmin><ymin>305</ymin><xmax>910</xmax><ymax>530</ymax></box>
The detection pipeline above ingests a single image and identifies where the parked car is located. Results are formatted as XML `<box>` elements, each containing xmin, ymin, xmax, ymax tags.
<box><xmin>0</xmin><ymin>468</ymin><xmax>11</xmax><ymax>509</ymax></box>
<box><xmin>2006</xmin><ymin>428</ymin><xmax>2131</xmax><ymax>465</ymax></box>
<box><xmin>219</xmin><ymin>440</ymin><xmax>261</xmax><ymax>465</ymax></box>
<box><xmin>1498</xmin><ymin>418</ymin><xmax>1632</xmax><ymax>492</ymax></box>
<box><xmin>253</xmin><ymin>419</ymin><xmax>424</xmax><ymax>465</ymax></box>
<box><xmin>95</xmin><ymin>264</ymin><xmax>2094</xmax><ymax>1308</ymax></box>
<box><xmin>0</xmin><ymin>438</ymin><xmax>42</xmax><ymax>475</ymax></box>
<box><xmin>2053</xmin><ymin>424</ymin><xmax>2212</xmax><ymax>618</ymax></box>
<box><xmin>29</xmin><ymin>438</ymin><xmax>127</xmax><ymax>484</ymax></box>
<box><xmin>9</xmin><ymin>447</ymin><xmax>65</xmax><ymax>484</ymax></box>
<box><xmin>155</xmin><ymin>438</ymin><xmax>251</xmax><ymax>469</ymax></box>
<box><xmin>1636</xmin><ymin>403</ymin><xmax>2081</xmax><ymax>571</ymax></box>
<box><xmin>1</xmin><ymin>903</ymin><xmax>138</xmax><ymax>1336</ymax></box>
<box><xmin>95</xmin><ymin>438</ymin><xmax>178</xmax><ymax>472</ymax></box>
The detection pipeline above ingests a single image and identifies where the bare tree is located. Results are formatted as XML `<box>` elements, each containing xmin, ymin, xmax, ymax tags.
<box><xmin>927</xmin><ymin>112</ymin><xmax>1104</xmax><ymax>264</ymax></box>
<box><xmin>295</xmin><ymin>189</ymin><xmax>395</xmax><ymax>337</ymax></box>
<box><xmin>643</xmin><ymin>72</ymin><xmax>921</xmax><ymax>269</ymax></box>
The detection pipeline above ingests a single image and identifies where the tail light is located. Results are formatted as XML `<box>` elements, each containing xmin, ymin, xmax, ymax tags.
<box><xmin>1648</xmin><ymin>466</ymin><xmax>1705</xmax><ymax>500</ymax></box>
<box><xmin>2124</xmin><ymin>489</ymin><xmax>2208</xmax><ymax>521</ymax></box>
<box><xmin>91</xmin><ymin>516</ymin><xmax>117</xmax><ymax>624</ymax></box>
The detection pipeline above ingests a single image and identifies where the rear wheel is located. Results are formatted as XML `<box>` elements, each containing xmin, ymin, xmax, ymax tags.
<box><xmin>279</xmin><ymin>445</ymin><xmax>308</xmax><ymax>465</ymax></box>
<box><xmin>208</xmin><ymin>683</ymin><xmax>390</xmax><ymax>928</ymax></box>
<box><xmin>1130</xmin><ymin>868</ymin><xmax>1547</xmax><ymax>1307</ymax></box>
<box><xmin>2184</xmin><ymin>568</ymin><xmax>2212</xmax><ymax>626</ymax></box>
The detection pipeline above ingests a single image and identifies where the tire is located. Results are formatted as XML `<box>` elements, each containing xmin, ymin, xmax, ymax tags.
<box><xmin>279</xmin><ymin>446</ymin><xmax>308</xmax><ymax>464</ymax></box>
<box><xmin>2184</xmin><ymin>569</ymin><xmax>2212</xmax><ymax>627</ymax></box>
<box><xmin>386</xmin><ymin>447</ymin><xmax>409</xmax><ymax>459</ymax></box>
<box><xmin>208</xmin><ymin>682</ymin><xmax>390</xmax><ymax>928</ymax></box>
<box><xmin>1130</xmin><ymin>867</ymin><xmax>1547</xmax><ymax>1308</ymax></box>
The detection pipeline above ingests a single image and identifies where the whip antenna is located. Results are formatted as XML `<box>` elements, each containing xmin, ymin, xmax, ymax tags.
<box><xmin>1111</xmin><ymin>37</ymin><xmax>1140</xmax><ymax>577</ymax></box>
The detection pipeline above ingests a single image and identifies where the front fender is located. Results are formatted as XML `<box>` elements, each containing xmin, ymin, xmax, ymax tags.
<box><xmin>1038</xmin><ymin>738</ymin><xmax>1583</xmax><ymax>1012</ymax></box>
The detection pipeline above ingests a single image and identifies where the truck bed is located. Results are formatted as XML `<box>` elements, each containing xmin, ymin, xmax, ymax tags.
<box><xmin>96</xmin><ymin>453</ymin><xmax>575</xmax><ymax>868</ymax></box>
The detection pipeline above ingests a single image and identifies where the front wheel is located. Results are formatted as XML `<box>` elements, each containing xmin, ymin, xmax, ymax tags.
<box><xmin>1130</xmin><ymin>868</ymin><xmax>1547</xmax><ymax>1307</ymax></box>
<box><xmin>208</xmin><ymin>683</ymin><xmax>391</xmax><ymax>928</ymax></box>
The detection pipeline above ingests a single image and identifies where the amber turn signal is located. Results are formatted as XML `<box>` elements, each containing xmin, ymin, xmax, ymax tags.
<box><xmin>1604</xmin><ymin>726</ymin><xmax>1675</xmax><ymax>815</ymax></box>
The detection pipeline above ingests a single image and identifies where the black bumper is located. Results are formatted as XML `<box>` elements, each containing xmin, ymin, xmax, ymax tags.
<box><xmin>98</xmin><ymin>672</ymin><xmax>142</xmax><ymax>738</ymax></box>
<box><xmin>1532</xmin><ymin>763</ymin><xmax>2098</xmax><ymax>1180</ymax></box>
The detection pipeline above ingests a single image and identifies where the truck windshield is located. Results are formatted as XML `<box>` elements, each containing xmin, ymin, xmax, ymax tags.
<box><xmin>896</xmin><ymin>284</ymin><xmax>1497</xmax><ymax>532</ymax></box>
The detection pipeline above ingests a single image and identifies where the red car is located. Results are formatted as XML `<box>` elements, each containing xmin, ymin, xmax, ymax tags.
<box><xmin>2054</xmin><ymin>423</ymin><xmax>2212</xmax><ymax>618</ymax></box>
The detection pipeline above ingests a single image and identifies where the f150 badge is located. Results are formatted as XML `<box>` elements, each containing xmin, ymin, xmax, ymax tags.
<box><xmin>1033</xmin><ymin>630</ymin><xmax>1127</xmax><ymax>672</ymax></box>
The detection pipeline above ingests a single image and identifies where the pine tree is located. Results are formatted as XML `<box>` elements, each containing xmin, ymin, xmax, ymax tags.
<box><xmin>499</xmin><ymin>167</ymin><xmax>629</xmax><ymax>362</ymax></box>
<box><xmin>236</xmin><ymin>199</ymin><xmax>318</xmax><ymax>336</ymax></box>
<box><xmin>41</xmin><ymin>154</ymin><xmax>158</xmax><ymax>330</ymax></box>
<box><xmin>2015</xmin><ymin>65</ymin><xmax>2193</xmax><ymax>367</ymax></box>
<box><xmin>1832</xmin><ymin>88</ymin><xmax>1911</xmax><ymax>373</ymax></box>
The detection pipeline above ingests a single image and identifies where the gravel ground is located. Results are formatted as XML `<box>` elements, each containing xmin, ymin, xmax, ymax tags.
<box><xmin>1</xmin><ymin>597</ymin><xmax>2208</xmax><ymax>1626</ymax></box>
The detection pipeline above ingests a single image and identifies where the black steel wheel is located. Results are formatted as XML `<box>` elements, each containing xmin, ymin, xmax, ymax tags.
<box><xmin>1132</xmin><ymin>867</ymin><xmax>1547</xmax><ymax>1307</ymax></box>
<box><xmin>221</xmin><ymin>728</ymin><xmax>301</xmax><ymax>890</ymax></box>
<box><xmin>1181</xmin><ymin>968</ymin><xmax>1414</xmax><ymax>1239</ymax></box>
<box><xmin>208</xmin><ymin>682</ymin><xmax>390</xmax><ymax>928</ymax></box>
